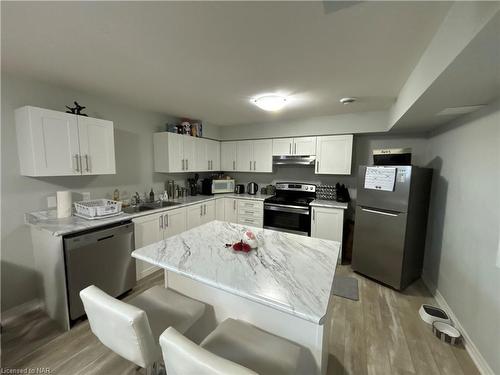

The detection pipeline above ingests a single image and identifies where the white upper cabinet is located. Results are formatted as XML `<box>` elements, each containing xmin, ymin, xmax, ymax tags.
<box><xmin>272</xmin><ymin>137</ymin><xmax>316</xmax><ymax>156</ymax></box>
<box><xmin>315</xmin><ymin>135</ymin><xmax>353</xmax><ymax>175</ymax></box>
<box><xmin>154</xmin><ymin>132</ymin><xmax>197</xmax><ymax>173</ymax></box>
<box><xmin>221</xmin><ymin>141</ymin><xmax>237</xmax><ymax>172</ymax></box>
<box><xmin>293</xmin><ymin>137</ymin><xmax>316</xmax><ymax>156</ymax></box>
<box><xmin>272</xmin><ymin>138</ymin><xmax>294</xmax><ymax>156</ymax></box>
<box><xmin>195</xmin><ymin>138</ymin><xmax>209</xmax><ymax>172</ymax></box>
<box><xmin>155</xmin><ymin>133</ymin><xmax>218</xmax><ymax>173</ymax></box>
<box><xmin>77</xmin><ymin>116</ymin><xmax>115</xmax><ymax>175</ymax></box>
<box><xmin>236</xmin><ymin>140</ymin><xmax>253</xmax><ymax>172</ymax></box>
<box><xmin>207</xmin><ymin>139</ymin><xmax>220</xmax><ymax>171</ymax></box>
<box><xmin>252</xmin><ymin>139</ymin><xmax>273</xmax><ymax>172</ymax></box>
<box><xmin>15</xmin><ymin>106</ymin><xmax>115</xmax><ymax>177</ymax></box>
<box><xmin>234</xmin><ymin>139</ymin><xmax>272</xmax><ymax>173</ymax></box>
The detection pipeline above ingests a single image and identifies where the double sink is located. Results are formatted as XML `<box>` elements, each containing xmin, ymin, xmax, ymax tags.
<box><xmin>122</xmin><ymin>201</ymin><xmax>181</xmax><ymax>214</ymax></box>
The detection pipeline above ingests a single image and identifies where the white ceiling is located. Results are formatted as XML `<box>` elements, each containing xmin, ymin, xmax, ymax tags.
<box><xmin>2</xmin><ymin>1</ymin><xmax>451</xmax><ymax>126</ymax></box>
<box><xmin>391</xmin><ymin>11</ymin><xmax>500</xmax><ymax>132</ymax></box>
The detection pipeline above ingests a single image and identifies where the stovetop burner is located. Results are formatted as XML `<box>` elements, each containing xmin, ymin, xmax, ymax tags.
<box><xmin>264</xmin><ymin>182</ymin><xmax>317</xmax><ymax>207</ymax></box>
<box><xmin>264</xmin><ymin>196</ymin><xmax>314</xmax><ymax>207</ymax></box>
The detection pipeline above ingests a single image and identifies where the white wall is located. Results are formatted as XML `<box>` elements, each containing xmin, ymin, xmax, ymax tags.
<box><xmin>0</xmin><ymin>74</ymin><xmax>216</xmax><ymax>311</ymax></box>
<box><xmin>423</xmin><ymin>100</ymin><xmax>500</xmax><ymax>374</ymax></box>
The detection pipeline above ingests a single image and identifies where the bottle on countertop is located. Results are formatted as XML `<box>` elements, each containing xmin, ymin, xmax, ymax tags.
<box><xmin>149</xmin><ymin>188</ymin><xmax>155</xmax><ymax>203</ymax></box>
<box><xmin>113</xmin><ymin>189</ymin><xmax>120</xmax><ymax>201</ymax></box>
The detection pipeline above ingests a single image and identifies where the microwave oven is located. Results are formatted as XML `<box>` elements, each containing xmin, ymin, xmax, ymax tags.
<box><xmin>211</xmin><ymin>179</ymin><xmax>235</xmax><ymax>194</ymax></box>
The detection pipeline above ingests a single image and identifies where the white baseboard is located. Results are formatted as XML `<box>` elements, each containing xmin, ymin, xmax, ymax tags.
<box><xmin>1</xmin><ymin>298</ymin><xmax>42</xmax><ymax>325</ymax></box>
<box><xmin>421</xmin><ymin>273</ymin><xmax>494</xmax><ymax>375</ymax></box>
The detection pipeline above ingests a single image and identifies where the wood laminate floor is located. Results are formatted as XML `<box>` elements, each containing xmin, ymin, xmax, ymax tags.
<box><xmin>1</xmin><ymin>266</ymin><xmax>478</xmax><ymax>375</ymax></box>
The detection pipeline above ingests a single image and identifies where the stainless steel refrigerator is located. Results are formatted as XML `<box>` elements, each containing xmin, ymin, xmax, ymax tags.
<box><xmin>352</xmin><ymin>166</ymin><xmax>432</xmax><ymax>290</ymax></box>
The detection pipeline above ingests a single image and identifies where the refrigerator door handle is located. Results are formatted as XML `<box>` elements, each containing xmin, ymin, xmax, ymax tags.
<box><xmin>360</xmin><ymin>207</ymin><xmax>399</xmax><ymax>217</ymax></box>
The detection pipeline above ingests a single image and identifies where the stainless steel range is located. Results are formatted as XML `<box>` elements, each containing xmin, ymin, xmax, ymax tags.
<box><xmin>264</xmin><ymin>182</ymin><xmax>316</xmax><ymax>236</ymax></box>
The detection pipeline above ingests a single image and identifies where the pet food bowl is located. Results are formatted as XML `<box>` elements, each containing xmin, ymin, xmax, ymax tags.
<box><xmin>419</xmin><ymin>304</ymin><xmax>451</xmax><ymax>325</ymax></box>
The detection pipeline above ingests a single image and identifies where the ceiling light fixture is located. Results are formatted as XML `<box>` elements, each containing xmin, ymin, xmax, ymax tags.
<box><xmin>340</xmin><ymin>97</ymin><xmax>357</xmax><ymax>105</ymax></box>
<box><xmin>252</xmin><ymin>95</ymin><xmax>288</xmax><ymax>112</ymax></box>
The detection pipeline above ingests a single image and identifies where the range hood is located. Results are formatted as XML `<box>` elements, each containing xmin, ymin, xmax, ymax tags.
<box><xmin>272</xmin><ymin>155</ymin><xmax>316</xmax><ymax>166</ymax></box>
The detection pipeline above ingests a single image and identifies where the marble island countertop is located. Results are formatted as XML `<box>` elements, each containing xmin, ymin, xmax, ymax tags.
<box><xmin>132</xmin><ymin>220</ymin><xmax>339</xmax><ymax>324</ymax></box>
<box><xmin>25</xmin><ymin>193</ymin><xmax>272</xmax><ymax>236</ymax></box>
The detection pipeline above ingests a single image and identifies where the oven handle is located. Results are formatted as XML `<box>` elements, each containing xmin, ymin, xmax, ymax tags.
<box><xmin>264</xmin><ymin>203</ymin><xmax>310</xmax><ymax>215</ymax></box>
<box><xmin>264</xmin><ymin>225</ymin><xmax>309</xmax><ymax>236</ymax></box>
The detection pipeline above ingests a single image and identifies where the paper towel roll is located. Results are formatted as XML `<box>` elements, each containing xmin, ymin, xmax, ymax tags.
<box><xmin>57</xmin><ymin>191</ymin><xmax>72</xmax><ymax>218</ymax></box>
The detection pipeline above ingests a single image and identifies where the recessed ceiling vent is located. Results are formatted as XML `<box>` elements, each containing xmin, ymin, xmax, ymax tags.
<box><xmin>436</xmin><ymin>105</ymin><xmax>486</xmax><ymax>116</ymax></box>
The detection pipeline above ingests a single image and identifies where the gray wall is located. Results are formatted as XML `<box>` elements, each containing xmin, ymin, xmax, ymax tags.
<box><xmin>423</xmin><ymin>100</ymin><xmax>500</xmax><ymax>373</ymax></box>
<box><xmin>0</xmin><ymin>74</ymin><xmax>215</xmax><ymax>312</ymax></box>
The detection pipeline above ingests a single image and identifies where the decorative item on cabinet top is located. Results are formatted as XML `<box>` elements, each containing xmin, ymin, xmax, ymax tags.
<box><xmin>166</xmin><ymin>118</ymin><xmax>203</xmax><ymax>137</ymax></box>
<box><xmin>15</xmin><ymin>106</ymin><xmax>116</xmax><ymax>177</ymax></box>
<box><xmin>65</xmin><ymin>101</ymin><xmax>88</xmax><ymax>116</ymax></box>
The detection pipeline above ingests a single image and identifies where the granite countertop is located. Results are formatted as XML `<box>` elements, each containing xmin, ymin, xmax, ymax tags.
<box><xmin>132</xmin><ymin>220</ymin><xmax>339</xmax><ymax>324</ymax></box>
<box><xmin>310</xmin><ymin>200</ymin><xmax>349</xmax><ymax>210</ymax></box>
<box><xmin>25</xmin><ymin>193</ymin><xmax>272</xmax><ymax>236</ymax></box>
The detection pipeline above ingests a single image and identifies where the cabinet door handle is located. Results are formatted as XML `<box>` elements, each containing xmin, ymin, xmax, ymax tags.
<box><xmin>164</xmin><ymin>214</ymin><xmax>169</xmax><ymax>227</ymax></box>
<box><xmin>249</xmin><ymin>161</ymin><xmax>252</xmax><ymax>170</ymax></box>
<box><xmin>316</xmin><ymin>161</ymin><xmax>319</xmax><ymax>173</ymax></box>
<box><xmin>74</xmin><ymin>154</ymin><xmax>80</xmax><ymax>172</ymax></box>
<box><xmin>312</xmin><ymin>209</ymin><xmax>315</xmax><ymax>221</ymax></box>
<box><xmin>181</xmin><ymin>159</ymin><xmax>185</xmax><ymax>171</ymax></box>
<box><xmin>200</xmin><ymin>204</ymin><xmax>203</xmax><ymax>216</ymax></box>
<box><xmin>289</xmin><ymin>143</ymin><xmax>292</xmax><ymax>154</ymax></box>
<box><xmin>84</xmin><ymin>154</ymin><xmax>90</xmax><ymax>172</ymax></box>
<box><xmin>208</xmin><ymin>160</ymin><xmax>210</xmax><ymax>170</ymax></box>
<box><xmin>294</xmin><ymin>143</ymin><xmax>297</xmax><ymax>154</ymax></box>
<box><xmin>159</xmin><ymin>215</ymin><xmax>164</xmax><ymax>229</ymax></box>
<box><xmin>186</xmin><ymin>159</ymin><xmax>189</xmax><ymax>170</ymax></box>
<box><xmin>78</xmin><ymin>155</ymin><xmax>83</xmax><ymax>173</ymax></box>
<box><xmin>233</xmin><ymin>160</ymin><xmax>235</xmax><ymax>170</ymax></box>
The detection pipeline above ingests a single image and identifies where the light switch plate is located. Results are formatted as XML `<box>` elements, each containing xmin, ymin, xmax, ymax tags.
<box><xmin>47</xmin><ymin>196</ymin><xmax>57</xmax><ymax>208</ymax></box>
<box><xmin>82</xmin><ymin>192</ymin><xmax>91</xmax><ymax>201</ymax></box>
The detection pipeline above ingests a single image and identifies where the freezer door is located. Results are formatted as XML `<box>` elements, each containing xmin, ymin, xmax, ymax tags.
<box><xmin>357</xmin><ymin>165</ymin><xmax>412</xmax><ymax>213</ymax></box>
<box><xmin>352</xmin><ymin>206</ymin><xmax>407</xmax><ymax>289</ymax></box>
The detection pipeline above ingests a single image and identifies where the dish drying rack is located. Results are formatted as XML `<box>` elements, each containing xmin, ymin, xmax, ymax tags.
<box><xmin>74</xmin><ymin>199</ymin><xmax>123</xmax><ymax>220</ymax></box>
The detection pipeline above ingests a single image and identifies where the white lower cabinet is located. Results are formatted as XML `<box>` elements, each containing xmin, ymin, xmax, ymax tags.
<box><xmin>237</xmin><ymin>200</ymin><xmax>264</xmax><ymax>228</ymax></box>
<box><xmin>133</xmin><ymin>207</ymin><xmax>187</xmax><ymax>279</ymax></box>
<box><xmin>224</xmin><ymin>198</ymin><xmax>238</xmax><ymax>223</ymax></box>
<box><xmin>215</xmin><ymin>198</ymin><xmax>225</xmax><ymax>221</ymax></box>
<box><xmin>187</xmin><ymin>201</ymin><xmax>215</xmax><ymax>229</ymax></box>
<box><xmin>311</xmin><ymin>206</ymin><xmax>344</xmax><ymax>263</ymax></box>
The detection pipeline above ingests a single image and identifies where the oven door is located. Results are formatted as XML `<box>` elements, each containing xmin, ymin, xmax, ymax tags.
<box><xmin>264</xmin><ymin>204</ymin><xmax>311</xmax><ymax>236</ymax></box>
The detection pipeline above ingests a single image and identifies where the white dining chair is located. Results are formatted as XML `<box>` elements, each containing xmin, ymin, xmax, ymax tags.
<box><xmin>80</xmin><ymin>285</ymin><xmax>205</xmax><ymax>375</ymax></box>
<box><xmin>160</xmin><ymin>318</ymin><xmax>305</xmax><ymax>375</ymax></box>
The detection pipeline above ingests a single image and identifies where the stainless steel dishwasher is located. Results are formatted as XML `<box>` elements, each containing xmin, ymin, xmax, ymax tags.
<box><xmin>63</xmin><ymin>221</ymin><xmax>136</xmax><ymax>322</ymax></box>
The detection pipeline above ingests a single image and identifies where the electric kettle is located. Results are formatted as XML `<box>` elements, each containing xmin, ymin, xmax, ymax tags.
<box><xmin>247</xmin><ymin>182</ymin><xmax>258</xmax><ymax>195</ymax></box>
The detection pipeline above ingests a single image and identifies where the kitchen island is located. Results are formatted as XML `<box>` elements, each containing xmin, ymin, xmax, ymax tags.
<box><xmin>132</xmin><ymin>220</ymin><xmax>340</xmax><ymax>375</ymax></box>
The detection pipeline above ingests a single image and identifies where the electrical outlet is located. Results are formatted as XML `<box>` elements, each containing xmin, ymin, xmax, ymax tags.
<box><xmin>47</xmin><ymin>196</ymin><xmax>57</xmax><ymax>208</ymax></box>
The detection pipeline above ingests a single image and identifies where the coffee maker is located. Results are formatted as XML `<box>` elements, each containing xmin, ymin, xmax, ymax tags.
<box><xmin>187</xmin><ymin>174</ymin><xmax>199</xmax><ymax>196</ymax></box>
